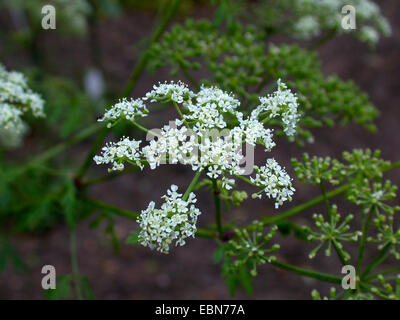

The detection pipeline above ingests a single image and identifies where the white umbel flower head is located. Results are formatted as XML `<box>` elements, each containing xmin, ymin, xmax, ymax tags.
<box><xmin>95</xmin><ymin>80</ymin><xmax>300</xmax><ymax>234</ymax></box>
<box><xmin>0</xmin><ymin>64</ymin><xmax>45</xmax><ymax>147</ymax></box>
<box><xmin>93</xmin><ymin>136</ymin><xmax>143</xmax><ymax>171</ymax></box>
<box><xmin>251</xmin><ymin>158</ymin><xmax>295</xmax><ymax>208</ymax></box>
<box><xmin>184</xmin><ymin>85</ymin><xmax>240</xmax><ymax>130</ymax></box>
<box><xmin>144</xmin><ymin>80</ymin><xmax>194</xmax><ymax>104</ymax></box>
<box><xmin>99</xmin><ymin>98</ymin><xmax>148</xmax><ymax>127</ymax></box>
<box><xmin>256</xmin><ymin>79</ymin><xmax>299</xmax><ymax>137</ymax></box>
<box><xmin>137</xmin><ymin>184</ymin><xmax>201</xmax><ymax>253</ymax></box>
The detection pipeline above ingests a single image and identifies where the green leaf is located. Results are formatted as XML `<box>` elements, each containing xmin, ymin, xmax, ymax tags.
<box><xmin>61</xmin><ymin>179</ymin><xmax>78</xmax><ymax>229</ymax></box>
<box><xmin>106</xmin><ymin>220</ymin><xmax>120</xmax><ymax>254</ymax></box>
<box><xmin>226</xmin><ymin>273</ymin><xmax>239</xmax><ymax>297</ymax></box>
<box><xmin>45</xmin><ymin>275</ymin><xmax>71</xmax><ymax>300</ymax></box>
<box><xmin>238</xmin><ymin>264</ymin><xmax>253</xmax><ymax>296</ymax></box>
<box><xmin>81</xmin><ymin>276</ymin><xmax>95</xmax><ymax>300</ymax></box>
<box><xmin>213</xmin><ymin>245</ymin><xmax>225</xmax><ymax>264</ymax></box>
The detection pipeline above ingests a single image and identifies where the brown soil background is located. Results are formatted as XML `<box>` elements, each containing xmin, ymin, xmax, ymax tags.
<box><xmin>0</xmin><ymin>1</ymin><xmax>399</xmax><ymax>299</ymax></box>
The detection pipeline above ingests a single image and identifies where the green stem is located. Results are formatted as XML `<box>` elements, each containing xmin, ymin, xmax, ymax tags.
<box><xmin>258</xmin><ymin>161</ymin><xmax>400</xmax><ymax>228</ymax></box>
<box><xmin>132</xmin><ymin>121</ymin><xmax>161</xmax><ymax>138</ymax></box>
<box><xmin>319</xmin><ymin>182</ymin><xmax>331</xmax><ymax>219</ymax></box>
<box><xmin>320</xmin><ymin>182</ymin><xmax>347</xmax><ymax>264</ymax></box>
<box><xmin>121</xmin><ymin>0</ymin><xmax>182</xmax><ymax>97</ymax></box>
<box><xmin>70</xmin><ymin>227</ymin><xmax>83</xmax><ymax>300</ymax></box>
<box><xmin>85</xmin><ymin>197</ymin><xmax>139</xmax><ymax>220</ymax></box>
<box><xmin>173</xmin><ymin>101</ymin><xmax>191</xmax><ymax>128</ymax></box>
<box><xmin>195</xmin><ymin>228</ymin><xmax>215</xmax><ymax>239</ymax></box>
<box><xmin>75</xmin><ymin>125</ymin><xmax>108</xmax><ymax>181</ymax></box>
<box><xmin>15</xmin><ymin>123</ymin><xmax>102</xmax><ymax>175</ymax></box>
<box><xmin>308</xmin><ymin>29</ymin><xmax>337</xmax><ymax>50</ymax></box>
<box><xmin>332</xmin><ymin>240</ymin><xmax>348</xmax><ymax>265</ymax></box>
<box><xmin>359</xmin><ymin>281</ymin><xmax>390</xmax><ymax>300</ymax></box>
<box><xmin>85</xmin><ymin>195</ymin><xmax>214</xmax><ymax>238</ymax></box>
<box><xmin>357</xmin><ymin>206</ymin><xmax>375</xmax><ymax>274</ymax></box>
<box><xmin>270</xmin><ymin>260</ymin><xmax>342</xmax><ymax>284</ymax></box>
<box><xmin>212</xmin><ymin>179</ymin><xmax>223</xmax><ymax>240</ymax></box>
<box><xmin>361</xmin><ymin>243</ymin><xmax>392</xmax><ymax>280</ymax></box>
<box><xmin>83</xmin><ymin>166</ymin><xmax>139</xmax><ymax>187</ymax></box>
<box><xmin>365</xmin><ymin>266</ymin><xmax>400</xmax><ymax>282</ymax></box>
<box><xmin>182</xmin><ymin>170</ymin><xmax>203</xmax><ymax>201</ymax></box>
<box><xmin>179</xmin><ymin>62</ymin><xmax>200</xmax><ymax>90</ymax></box>
<box><xmin>74</xmin><ymin>0</ymin><xmax>181</xmax><ymax>182</ymax></box>
<box><xmin>258</xmin><ymin>184</ymin><xmax>350</xmax><ymax>228</ymax></box>
<box><xmin>234</xmin><ymin>174</ymin><xmax>255</xmax><ymax>185</ymax></box>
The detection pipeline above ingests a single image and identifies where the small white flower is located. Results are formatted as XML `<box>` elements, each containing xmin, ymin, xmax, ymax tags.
<box><xmin>221</xmin><ymin>177</ymin><xmax>235</xmax><ymax>190</ymax></box>
<box><xmin>99</xmin><ymin>98</ymin><xmax>148</xmax><ymax>126</ymax></box>
<box><xmin>93</xmin><ymin>136</ymin><xmax>143</xmax><ymax>171</ymax></box>
<box><xmin>256</xmin><ymin>79</ymin><xmax>299</xmax><ymax>137</ymax></box>
<box><xmin>137</xmin><ymin>184</ymin><xmax>201</xmax><ymax>253</ymax></box>
<box><xmin>143</xmin><ymin>80</ymin><xmax>194</xmax><ymax>104</ymax></box>
<box><xmin>184</xmin><ymin>85</ymin><xmax>240</xmax><ymax>130</ymax></box>
<box><xmin>251</xmin><ymin>158</ymin><xmax>295</xmax><ymax>208</ymax></box>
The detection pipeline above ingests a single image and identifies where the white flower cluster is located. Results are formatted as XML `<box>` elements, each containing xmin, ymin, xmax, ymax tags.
<box><xmin>184</xmin><ymin>85</ymin><xmax>240</xmax><ymax>130</ymax></box>
<box><xmin>99</xmin><ymin>98</ymin><xmax>148</xmax><ymax>127</ymax></box>
<box><xmin>293</xmin><ymin>0</ymin><xmax>391</xmax><ymax>45</ymax></box>
<box><xmin>93</xmin><ymin>137</ymin><xmax>142</xmax><ymax>171</ymax></box>
<box><xmin>96</xmin><ymin>79</ymin><xmax>298</xmax><ymax>209</ymax></box>
<box><xmin>359</xmin><ymin>25</ymin><xmax>379</xmax><ymax>45</ymax></box>
<box><xmin>251</xmin><ymin>158</ymin><xmax>295</xmax><ymax>208</ymax></box>
<box><xmin>256</xmin><ymin>79</ymin><xmax>299</xmax><ymax>137</ymax></box>
<box><xmin>0</xmin><ymin>64</ymin><xmax>44</xmax><ymax>147</ymax></box>
<box><xmin>144</xmin><ymin>80</ymin><xmax>194</xmax><ymax>104</ymax></box>
<box><xmin>137</xmin><ymin>184</ymin><xmax>201</xmax><ymax>253</ymax></box>
<box><xmin>234</xmin><ymin>113</ymin><xmax>275</xmax><ymax>150</ymax></box>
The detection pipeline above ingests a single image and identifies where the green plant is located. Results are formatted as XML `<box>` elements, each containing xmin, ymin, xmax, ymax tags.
<box><xmin>0</xmin><ymin>0</ymin><xmax>398</xmax><ymax>300</ymax></box>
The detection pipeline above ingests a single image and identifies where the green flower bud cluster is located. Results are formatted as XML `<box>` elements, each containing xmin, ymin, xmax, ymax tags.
<box><xmin>148</xmin><ymin>20</ymin><xmax>379</xmax><ymax>145</ymax></box>
<box><xmin>292</xmin><ymin>149</ymin><xmax>390</xmax><ymax>186</ymax></box>
<box><xmin>303</xmin><ymin>204</ymin><xmax>361</xmax><ymax>260</ymax></box>
<box><xmin>215</xmin><ymin>222</ymin><xmax>279</xmax><ymax>295</ymax></box>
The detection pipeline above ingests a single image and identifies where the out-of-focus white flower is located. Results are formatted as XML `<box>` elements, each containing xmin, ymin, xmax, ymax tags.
<box><xmin>294</xmin><ymin>15</ymin><xmax>321</xmax><ymax>39</ymax></box>
<box><xmin>137</xmin><ymin>184</ymin><xmax>201</xmax><ymax>253</ymax></box>
<box><xmin>292</xmin><ymin>0</ymin><xmax>390</xmax><ymax>45</ymax></box>
<box><xmin>357</xmin><ymin>0</ymin><xmax>380</xmax><ymax>19</ymax></box>
<box><xmin>377</xmin><ymin>18</ymin><xmax>392</xmax><ymax>37</ymax></box>
<box><xmin>84</xmin><ymin>67</ymin><xmax>105</xmax><ymax>101</ymax></box>
<box><xmin>250</xmin><ymin>158</ymin><xmax>295</xmax><ymax>208</ymax></box>
<box><xmin>0</xmin><ymin>64</ymin><xmax>44</xmax><ymax>147</ymax></box>
<box><xmin>360</xmin><ymin>25</ymin><xmax>380</xmax><ymax>45</ymax></box>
